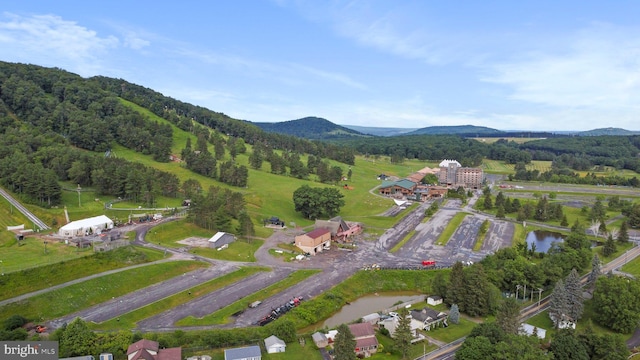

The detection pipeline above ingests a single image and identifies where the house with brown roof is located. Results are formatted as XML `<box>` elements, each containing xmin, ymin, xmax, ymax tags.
<box><xmin>295</xmin><ymin>228</ymin><xmax>331</xmax><ymax>255</ymax></box>
<box><xmin>127</xmin><ymin>339</ymin><xmax>181</xmax><ymax>360</ymax></box>
<box><xmin>378</xmin><ymin>179</ymin><xmax>417</xmax><ymax>197</ymax></box>
<box><xmin>348</xmin><ymin>322</ymin><xmax>378</xmax><ymax>357</ymax></box>
<box><xmin>314</xmin><ymin>216</ymin><xmax>362</xmax><ymax>242</ymax></box>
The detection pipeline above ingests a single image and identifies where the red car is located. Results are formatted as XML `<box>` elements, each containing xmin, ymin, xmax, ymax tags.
<box><xmin>422</xmin><ymin>260</ymin><xmax>436</xmax><ymax>267</ymax></box>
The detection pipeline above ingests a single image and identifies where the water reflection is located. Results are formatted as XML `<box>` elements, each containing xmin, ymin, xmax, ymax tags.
<box><xmin>525</xmin><ymin>230</ymin><xmax>564</xmax><ymax>253</ymax></box>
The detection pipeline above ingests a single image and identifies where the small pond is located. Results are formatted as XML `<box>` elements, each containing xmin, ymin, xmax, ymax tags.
<box><xmin>525</xmin><ymin>230</ymin><xmax>564</xmax><ymax>253</ymax></box>
<box><xmin>320</xmin><ymin>293</ymin><xmax>423</xmax><ymax>329</ymax></box>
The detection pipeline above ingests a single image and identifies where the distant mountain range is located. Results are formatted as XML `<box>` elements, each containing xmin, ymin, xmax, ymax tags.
<box><xmin>252</xmin><ymin>117</ymin><xmax>370</xmax><ymax>140</ymax></box>
<box><xmin>252</xmin><ymin>117</ymin><xmax>640</xmax><ymax>140</ymax></box>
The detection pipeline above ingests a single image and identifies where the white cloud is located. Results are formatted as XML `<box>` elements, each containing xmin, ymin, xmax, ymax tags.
<box><xmin>484</xmin><ymin>23</ymin><xmax>640</xmax><ymax>111</ymax></box>
<box><xmin>0</xmin><ymin>12</ymin><xmax>119</xmax><ymax>75</ymax></box>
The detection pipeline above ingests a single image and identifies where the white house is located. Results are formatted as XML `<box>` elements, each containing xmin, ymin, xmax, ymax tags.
<box><xmin>59</xmin><ymin>215</ymin><xmax>114</xmax><ymax>238</ymax></box>
<box><xmin>264</xmin><ymin>335</ymin><xmax>286</xmax><ymax>354</ymax></box>
<box><xmin>426</xmin><ymin>295</ymin><xmax>443</xmax><ymax>306</ymax></box>
<box><xmin>362</xmin><ymin>313</ymin><xmax>381</xmax><ymax>325</ymax></box>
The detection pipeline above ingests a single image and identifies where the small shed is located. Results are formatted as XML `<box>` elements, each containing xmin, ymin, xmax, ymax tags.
<box><xmin>427</xmin><ymin>295</ymin><xmax>443</xmax><ymax>306</ymax></box>
<box><xmin>208</xmin><ymin>232</ymin><xmax>236</xmax><ymax>248</ymax></box>
<box><xmin>264</xmin><ymin>335</ymin><xmax>286</xmax><ymax>354</ymax></box>
<box><xmin>362</xmin><ymin>313</ymin><xmax>381</xmax><ymax>325</ymax></box>
<box><xmin>312</xmin><ymin>332</ymin><xmax>328</xmax><ymax>348</ymax></box>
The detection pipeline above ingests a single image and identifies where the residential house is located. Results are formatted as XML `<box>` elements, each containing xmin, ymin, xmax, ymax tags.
<box><xmin>224</xmin><ymin>345</ymin><xmax>262</xmax><ymax>360</ymax></box>
<box><xmin>312</xmin><ymin>332</ymin><xmax>328</xmax><ymax>348</ymax></box>
<box><xmin>348</xmin><ymin>322</ymin><xmax>379</xmax><ymax>357</ymax></box>
<box><xmin>127</xmin><ymin>339</ymin><xmax>181</xmax><ymax>360</ymax></box>
<box><xmin>208</xmin><ymin>232</ymin><xmax>236</xmax><ymax>249</ymax></box>
<box><xmin>410</xmin><ymin>308</ymin><xmax>448</xmax><ymax>331</ymax></box>
<box><xmin>426</xmin><ymin>295</ymin><xmax>443</xmax><ymax>306</ymax></box>
<box><xmin>314</xmin><ymin>216</ymin><xmax>362</xmax><ymax>242</ymax></box>
<box><xmin>295</xmin><ymin>228</ymin><xmax>331</xmax><ymax>255</ymax></box>
<box><xmin>378</xmin><ymin>179</ymin><xmax>417</xmax><ymax>197</ymax></box>
<box><xmin>264</xmin><ymin>335</ymin><xmax>286</xmax><ymax>354</ymax></box>
<box><xmin>378</xmin><ymin>315</ymin><xmax>420</xmax><ymax>338</ymax></box>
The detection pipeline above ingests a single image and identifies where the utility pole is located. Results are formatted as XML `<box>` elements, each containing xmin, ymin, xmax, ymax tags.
<box><xmin>516</xmin><ymin>284</ymin><xmax>521</xmax><ymax>300</ymax></box>
<box><xmin>537</xmin><ymin>288</ymin><xmax>543</xmax><ymax>307</ymax></box>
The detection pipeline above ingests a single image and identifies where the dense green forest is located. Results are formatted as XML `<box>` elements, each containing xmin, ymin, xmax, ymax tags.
<box><xmin>253</xmin><ymin>116</ymin><xmax>369</xmax><ymax>140</ymax></box>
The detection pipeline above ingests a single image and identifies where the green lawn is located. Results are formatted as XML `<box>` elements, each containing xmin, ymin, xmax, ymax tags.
<box><xmin>0</xmin><ymin>260</ymin><xmax>207</xmax><ymax>322</ymax></box>
<box><xmin>425</xmin><ymin>317</ymin><xmax>477</xmax><ymax>343</ymax></box>
<box><xmin>190</xmin><ymin>239</ymin><xmax>263</xmax><ymax>262</ymax></box>
<box><xmin>92</xmin><ymin>266</ymin><xmax>268</xmax><ymax>330</ymax></box>
<box><xmin>621</xmin><ymin>253</ymin><xmax>640</xmax><ymax>277</ymax></box>
<box><xmin>436</xmin><ymin>213</ymin><xmax>469</xmax><ymax>245</ymax></box>
<box><xmin>372</xmin><ymin>332</ymin><xmax>437</xmax><ymax>359</ymax></box>
<box><xmin>263</xmin><ymin>340</ymin><xmax>323</xmax><ymax>360</ymax></box>
<box><xmin>0</xmin><ymin>246</ymin><xmax>163</xmax><ymax>299</ymax></box>
<box><xmin>177</xmin><ymin>269</ymin><xmax>320</xmax><ymax>326</ymax></box>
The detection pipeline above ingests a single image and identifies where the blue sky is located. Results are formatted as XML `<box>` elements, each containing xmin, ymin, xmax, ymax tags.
<box><xmin>1</xmin><ymin>1</ymin><xmax>639</xmax><ymax>131</ymax></box>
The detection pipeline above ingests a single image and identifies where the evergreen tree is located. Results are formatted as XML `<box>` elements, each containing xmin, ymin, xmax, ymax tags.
<box><xmin>483</xmin><ymin>195</ymin><xmax>493</xmax><ymax>210</ymax></box>
<box><xmin>590</xmin><ymin>198</ymin><xmax>606</xmax><ymax>221</ymax></box>
<box><xmin>549</xmin><ymin>280</ymin><xmax>569</xmax><ymax>329</ymax></box>
<box><xmin>560</xmin><ymin>214</ymin><xmax>569</xmax><ymax>227</ymax></box>
<box><xmin>394</xmin><ymin>308</ymin><xmax>412</xmax><ymax>359</ymax></box>
<box><xmin>496</xmin><ymin>204</ymin><xmax>505</xmax><ymax>218</ymax></box>
<box><xmin>496</xmin><ymin>297</ymin><xmax>521</xmax><ymax>335</ymax></box>
<box><xmin>495</xmin><ymin>191</ymin><xmax>505</xmax><ymax>208</ymax></box>
<box><xmin>431</xmin><ymin>272</ymin><xmax>448</xmax><ymax>298</ymax></box>
<box><xmin>602</xmin><ymin>234</ymin><xmax>616</xmax><ymax>257</ymax></box>
<box><xmin>446</xmin><ymin>262</ymin><xmax>466</xmax><ymax>309</ymax></box>
<box><xmin>334</xmin><ymin>324</ymin><xmax>356</xmax><ymax>360</ymax></box>
<box><xmin>448</xmin><ymin>304</ymin><xmax>460</xmax><ymax>325</ymax></box>
<box><xmin>564</xmin><ymin>268</ymin><xmax>584</xmax><ymax>322</ymax></box>
<box><xmin>587</xmin><ymin>254</ymin><xmax>601</xmax><ymax>290</ymax></box>
<box><xmin>618</xmin><ymin>221</ymin><xmax>629</xmax><ymax>244</ymax></box>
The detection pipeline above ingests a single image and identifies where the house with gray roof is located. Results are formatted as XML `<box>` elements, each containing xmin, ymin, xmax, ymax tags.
<box><xmin>410</xmin><ymin>307</ymin><xmax>448</xmax><ymax>331</ymax></box>
<box><xmin>224</xmin><ymin>345</ymin><xmax>261</xmax><ymax>360</ymax></box>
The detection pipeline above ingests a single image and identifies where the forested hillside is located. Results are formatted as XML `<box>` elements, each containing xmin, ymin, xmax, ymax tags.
<box><xmin>0</xmin><ymin>62</ymin><xmax>359</xmax><ymax>209</ymax></box>
<box><xmin>253</xmin><ymin>117</ymin><xmax>369</xmax><ymax>140</ymax></box>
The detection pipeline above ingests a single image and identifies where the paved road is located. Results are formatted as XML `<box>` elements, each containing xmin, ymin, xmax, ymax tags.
<box><xmin>49</xmin><ymin>261</ymin><xmax>242</xmax><ymax>328</ymax></box>
<box><xmin>0</xmin><ymin>186</ymin><xmax>49</xmax><ymax>230</ymax></box>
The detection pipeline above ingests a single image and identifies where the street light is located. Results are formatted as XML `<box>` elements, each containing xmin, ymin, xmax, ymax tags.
<box><xmin>516</xmin><ymin>284</ymin><xmax>522</xmax><ymax>300</ymax></box>
<box><xmin>44</xmin><ymin>241</ymin><xmax>48</xmax><ymax>254</ymax></box>
<box><xmin>77</xmin><ymin>184</ymin><xmax>82</xmax><ymax>207</ymax></box>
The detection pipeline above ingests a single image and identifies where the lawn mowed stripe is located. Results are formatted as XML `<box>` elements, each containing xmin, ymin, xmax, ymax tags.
<box><xmin>0</xmin><ymin>246</ymin><xmax>164</xmax><ymax>301</ymax></box>
<box><xmin>176</xmin><ymin>269</ymin><xmax>320</xmax><ymax>326</ymax></box>
<box><xmin>92</xmin><ymin>266</ymin><xmax>268</xmax><ymax>330</ymax></box>
<box><xmin>0</xmin><ymin>260</ymin><xmax>206</xmax><ymax>321</ymax></box>
<box><xmin>436</xmin><ymin>212</ymin><xmax>469</xmax><ymax>246</ymax></box>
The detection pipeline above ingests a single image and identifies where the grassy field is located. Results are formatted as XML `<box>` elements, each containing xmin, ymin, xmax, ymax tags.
<box><xmin>620</xmin><ymin>251</ymin><xmax>640</xmax><ymax>277</ymax></box>
<box><xmin>436</xmin><ymin>213</ymin><xmax>469</xmax><ymax>245</ymax></box>
<box><xmin>0</xmin><ymin>260</ymin><xmax>207</xmax><ymax>322</ymax></box>
<box><xmin>0</xmin><ymin>246</ymin><xmax>164</xmax><ymax>299</ymax></box>
<box><xmin>426</xmin><ymin>317</ymin><xmax>477</xmax><ymax>343</ymax></box>
<box><xmin>177</xmin><ymin>269</ymin><xmax>320</xmax><ymax>326</ymax></box>
<box><xmin>373</xmin><ymin>332</ymin><xmax>437</xmax><ymax>359</ymax></box>
<box><xmin>482</xmin><ymin>159</ymin><xmax>552</xmax><ymax>175</ymax></box>
<box><xmin>390</xmin><ymin>230</ymin><xmax>416</xmax><ymax>253</ymax></box>
<box><xmin>469</xmin><ymin>137</ymin><xmax>546</xmax><ymax>144</ymax></box>
<box><xmin>93</xmin><ymin>266</ymin><xmax>268</xmax><ymax>330</ymax></box>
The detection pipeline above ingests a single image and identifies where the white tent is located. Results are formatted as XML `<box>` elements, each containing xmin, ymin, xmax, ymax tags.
<box><xmin>59</xmin><ymin>215</ymin><xmax>114</xmax><ymax>237</ymax></box>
